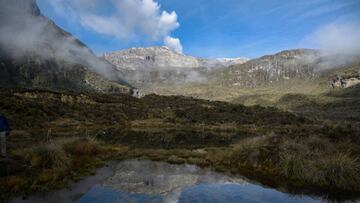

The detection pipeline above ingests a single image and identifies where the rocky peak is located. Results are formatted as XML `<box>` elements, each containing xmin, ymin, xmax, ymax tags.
<box><xmin>212</xmin><ymin>57</ymin><xmax>249</xmax><ymax>67</ymax></box>
<box><xmin>258</xmin><ymin>49</ymin><xmax>320</xmax><ymax>61</ymax></box>
<box><xmin>104</xmin><ymin>46</ymin><xmax>202</xmax><ymax>71</ymax></box>
<box><xmin>104</xmin><ymin>46</ymin><xmax>248</xmax><ymax>71</ymax></box>
<box><xmin>213</xmin><ymin>49</ymin><xmax>323</xmax><ymax>88</ymax></box>
<box><xmin>103</xmin><ymin>46</ymin><xmax>248</xmax><ymax>87</ymax></box>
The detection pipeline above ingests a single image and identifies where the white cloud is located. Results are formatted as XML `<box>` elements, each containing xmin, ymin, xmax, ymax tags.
<box><xmin>0</xmin><ymin>0</ymin><xmax>124</xmax><ymax>81</ymax></box>
<box><xmin>303</xmin><ymin>22</ymin><xmax>360</xmax><ymax>55</ymax></box>
<box><xmin>45</xmin><ymin>0</ymin><xmax>181</xmax><ymax>47</ymax></box>
<box><xmin>164</xmin><ymin>36</ymin><xmax>183</xmax><ymax>53</ymax></box>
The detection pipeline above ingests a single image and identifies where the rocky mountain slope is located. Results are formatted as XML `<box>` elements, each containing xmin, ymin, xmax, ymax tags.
<box><xmin>211</xmin><ymin>49</ymin><xmax>320</xmax><ymax>87</ymax></box>
<box><xmin>103</xmin><ymin>46</ymin><xmax>248</xmax><ymax>87</ymax></box>
<box><xmin>137</xmin><ymin>49</ymin><xmax>360</xmax><ymax>106</ymax></box>
<box><xmin>211</xmin><ymin>49</ymin><xmax>360</xmax><ymax>88</ymax></box>
<box><xmin>0</xmin><ymin>0</ymin><xmax>131</xmax><ymax>94</ymax></box>
<box><xmin>104</xmin><ymin>46</ymin><xmax>359</xmax><ymax>95</ymax></box>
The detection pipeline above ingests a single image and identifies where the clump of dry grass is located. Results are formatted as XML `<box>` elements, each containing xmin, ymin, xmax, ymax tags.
<box><xmin>310</xmin><ymin>153</ymin><xmax>360</xmax><ymax>190</ymax></box>
<box><xmin>229</xmin><ymin>132</ymin><xmax>360</xmax><ymax>192</ymax></box>
<box><xmin>231</xmin><ymin>134</ymin><xmax>274</xmax><ymax>167</ymax></box>
<box><xmin>277</xmin><ymin>139</ymin><xmax>308</xmax><ymax>179</ymax></box>
<box><xmin>305</xmin><ymin>137</ymin><xmax>334</xmax><ymax>154</ymax></box>
<box><xmin>280</xmin><ymin>153</ymin><xmax>306</xmax><ymax>179</ymax></box>
<box><xmin>24</xmin><ymin>143</ymin><xmax>69</xmax><ymax>170</ymax></box>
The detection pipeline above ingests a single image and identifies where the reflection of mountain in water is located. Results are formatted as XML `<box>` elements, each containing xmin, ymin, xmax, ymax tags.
<box><xmin>11</xmin><ymin>160</ymin><xmax>326</xmax><ymax>203</ymax></box>
<box><xmin>78</xmin><ymin>160</ymin><xmax>323</xmax><ymax>203</ymax></box>
<box><xmin>101</xmin><ymin>160</ymin><xmax>246</xmax><ymax>196</ymax></box>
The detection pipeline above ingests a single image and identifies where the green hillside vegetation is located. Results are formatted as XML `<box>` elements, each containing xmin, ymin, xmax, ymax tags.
<box><xmin>1</xmin><ymin>0</ymin><xmax>359</xmax><ymax>201</ymax></box>
<box><xmin>1</xmin><ymin>88</ymin><xmax>360</xmax><ymax>201</ymax></box>
<box><xmin>142</xmin><ymin>62</ymin><xmax>360</xmax><ymax>122</ymax></box>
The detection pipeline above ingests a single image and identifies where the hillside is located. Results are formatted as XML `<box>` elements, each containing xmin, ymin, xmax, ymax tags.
<box><xmin>211</xmin><ymin>49</ymin><xmax>321</xmax><ymax>87</ymax></box>
<box><xmin>0</xmin><ymin>0</ymin><xmax>131</xmax><ymax>94</ymax></box>
<box><xmin>103</xmin><ymin>46</ymin><xmax>248</xmax><ymax>87</ymax></box>
<box><xmin>135</xmin><ymin>49</ymin><xmax>360</xmax><ymax>122</ymax></box>
<box><xmin>211</xmin><ymin>49</ymin><xmax>360</xmax><ymax>87</ymax></box>
<box><xmin>2</xmin><ymin>88</ymin><xmax>360</xmax><ymax>200</ymax></box>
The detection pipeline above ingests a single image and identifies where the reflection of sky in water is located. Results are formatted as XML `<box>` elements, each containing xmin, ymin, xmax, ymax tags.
<box><xmin>78</xmin><ymin>183</ymin><xmax>322</xmax><ymax>203</ymax></box>
<box><xmin>11</xmin><ymin>160</ymin><xmax>325</xmax><ymax>203</ymax></box>
<box><xmin>77</xmin><ymin>160</ymin><xmax>323</xmax><ymax>203</ymax></box>
<box><xmin>179</xmin><ymin>184</ymin><xmax>320</xmax><ymax>203</ymax></box>
<box><xmin>77</xmin><ymin>186</ymin><xmax>162</xmax><ymax>203</ymax></box>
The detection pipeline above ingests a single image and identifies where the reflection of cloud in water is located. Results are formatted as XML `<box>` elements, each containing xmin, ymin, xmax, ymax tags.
<box><xmin>105</xmin><ymin>160</ymin><xmax>247</xmax><ymax>191</ymax></box>
<box><xmin>10</xmin><ymin>160</ymin><xmax>325</xmax><ymax>203</ymax></box>
<box><xmin>102</xmin><ymin>160</ymin><xmax>247</xmax><ymax>201</ymax></box>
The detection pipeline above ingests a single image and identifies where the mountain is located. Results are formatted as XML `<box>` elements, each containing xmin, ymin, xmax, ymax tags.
<box><xmin>134</xmin><ymin>48</ymin><xmax>360</xmax><ymax>105</ymax></box>
<box><xmin>103</xmin><ymin>46</ymin><xmax>248</xmax><ymax>87</ymax></box>
<box><xmin>210</xmin><ymin>49</ymin><xmax>320</xmax><ymax>87</ymax></box>
<box><xmin>211</xmin><ymin>49</ymin><xmax>360</xmax><ymax>88</ymax></box>
<box><xmin>215</xmin><ymin>57</ymin><xmax>252</xmax><ymax>67</ymax></box>
<box><xmin>0</xmin><ymin>0</ymin><xmax>131</xmax><ymax>94</ymax></box>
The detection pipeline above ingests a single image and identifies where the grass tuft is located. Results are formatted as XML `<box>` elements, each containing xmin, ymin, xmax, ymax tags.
<box><xmin>311</xmin><ymin>153</ymin><xmax>360</xmax><ymax>190</ymax></box>
<box><xmin>280</xmin><ymin>153</ymin><xmax>306</xmax><ymax>179</ymax></box>
<box><xmin>24</xmin><ymin>143</ymin><xmax>69</xmax><ymax>170</ymax></box>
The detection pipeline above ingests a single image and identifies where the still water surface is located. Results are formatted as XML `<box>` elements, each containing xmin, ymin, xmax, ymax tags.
<box><xmin>10</xmin><ymin>160</ymin><xmax>334</xmax><ymax>203</ymax></box>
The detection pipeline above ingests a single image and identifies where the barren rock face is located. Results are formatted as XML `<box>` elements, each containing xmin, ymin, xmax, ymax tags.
<box><xmin>103</xmin><ymin>46</ymin><xmax>248</xmax><ymax>87</ymax></box>
<box><xmin>104</xmin><ymin>47</ymin><xmax>203</xmax><ymax>71</ymax></box>
<box><xmin>104</xmin><ymin>46</ymin><xmax>248</xmax><ymax>71</ymax></box>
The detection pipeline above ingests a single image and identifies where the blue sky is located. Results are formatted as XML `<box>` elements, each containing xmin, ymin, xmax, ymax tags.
<box><xmin>37</xmin><ymin>0</ymin><xmax>360</xmax><ymax>59</ymax></box>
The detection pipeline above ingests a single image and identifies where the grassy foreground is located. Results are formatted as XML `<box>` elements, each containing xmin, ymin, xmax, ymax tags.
<box><xmin>0</xmin><ymin>88</ymin><xmax>360</xmax><ymax>201</ymax></box>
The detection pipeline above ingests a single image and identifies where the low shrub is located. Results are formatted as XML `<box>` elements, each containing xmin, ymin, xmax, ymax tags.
<box><xmin>66</xmin><ymin>137</ymin><xmax>101</xmax><ymax>156</ymax></box>
<box><xmin>231</xmin><ymin>136</ymin><xmax>268</xmax><ymax>167</ymax></box>
<box><xmin>305</xmin><ymin>137</ymin><xmax>333</xmax><ymax>154</ymax></box>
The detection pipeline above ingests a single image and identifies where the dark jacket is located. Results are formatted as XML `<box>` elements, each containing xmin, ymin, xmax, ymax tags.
<box><xmin>0</xmin><ymin>116</ymin><xmax>10</xmax><ymax>133</ymax></box>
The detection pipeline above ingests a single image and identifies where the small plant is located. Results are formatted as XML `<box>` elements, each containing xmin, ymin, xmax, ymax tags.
<box><xmin>66</xmin><ymin>137</ymin><xmax>101</xmax><ymax>156</ymax></box>
<box><xmin>25</xmin><ymin>143</ymin><xmax>69</xmax><ymax>170</ymax></box>
<box><xmin>305</xmin><ymin>137</ymin><xmax>332</xmax><ymax>153</ymax></box>
<box><xmin>310</xmin><ymin>153</ymin><xmax>360</xmax><ymax>190</ymax></box>
<box><xmin>231</xmin><ymin>136</ymin><xmax>264</xmax><ymax>167</ymax></box>
<box><xmin>279</xmin><ymin>153</ymin><xmax>306</xmax><ymax>179</ymax></box>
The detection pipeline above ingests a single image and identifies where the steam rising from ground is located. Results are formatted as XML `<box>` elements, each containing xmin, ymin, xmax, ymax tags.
<box><xmin>43</xmin><ymin>0</ymin><xmax>183</xmax><ymax>53</ymax></box>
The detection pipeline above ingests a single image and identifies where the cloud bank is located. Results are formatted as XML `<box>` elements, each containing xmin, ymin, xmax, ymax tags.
<box><xmin>304</xmin><ymin>22</ymin><xmax>360</xmax><ymax>56</ymax></box>
<box><xmin>164</xmin><ymin>36</ymin><xmax>183</xmax><ymax>53</ymax></box>
<box><xmin>45</xmin><ymin>0</ymin><xmax>182</xmax><ymax>52</ymax></box>
<box><xmin>0</xmin><ymin>0</ymin><xmax>124</xmax><ymax>81</ymax></box>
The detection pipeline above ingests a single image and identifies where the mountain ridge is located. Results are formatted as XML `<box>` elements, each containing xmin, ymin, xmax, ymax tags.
<box><xmin>0</xmin><ymin>0</ymin><xmax>132</xmax><ymax>94</ymax></box>
<box><xmin>103</xmin><ymin>46</ymin><xmax>248</xmax><ymax>87</ymax></box>
<box><xmin>104</xmin><ymin>46</ymin><xmax>249</xmax><ymax>70</ymax></box>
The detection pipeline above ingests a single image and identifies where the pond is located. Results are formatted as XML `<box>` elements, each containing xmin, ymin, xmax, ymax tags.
<box><xmin>10</xmin><ymin>160</ymin><xmax>333</xmax><ymax>203</ymax></box>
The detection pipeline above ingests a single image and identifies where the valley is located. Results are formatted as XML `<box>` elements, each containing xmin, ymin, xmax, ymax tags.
<box><xmin>0</xmin><ymin>0</ymin><xmax>360</xmax><ymax>202</ymax></box>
